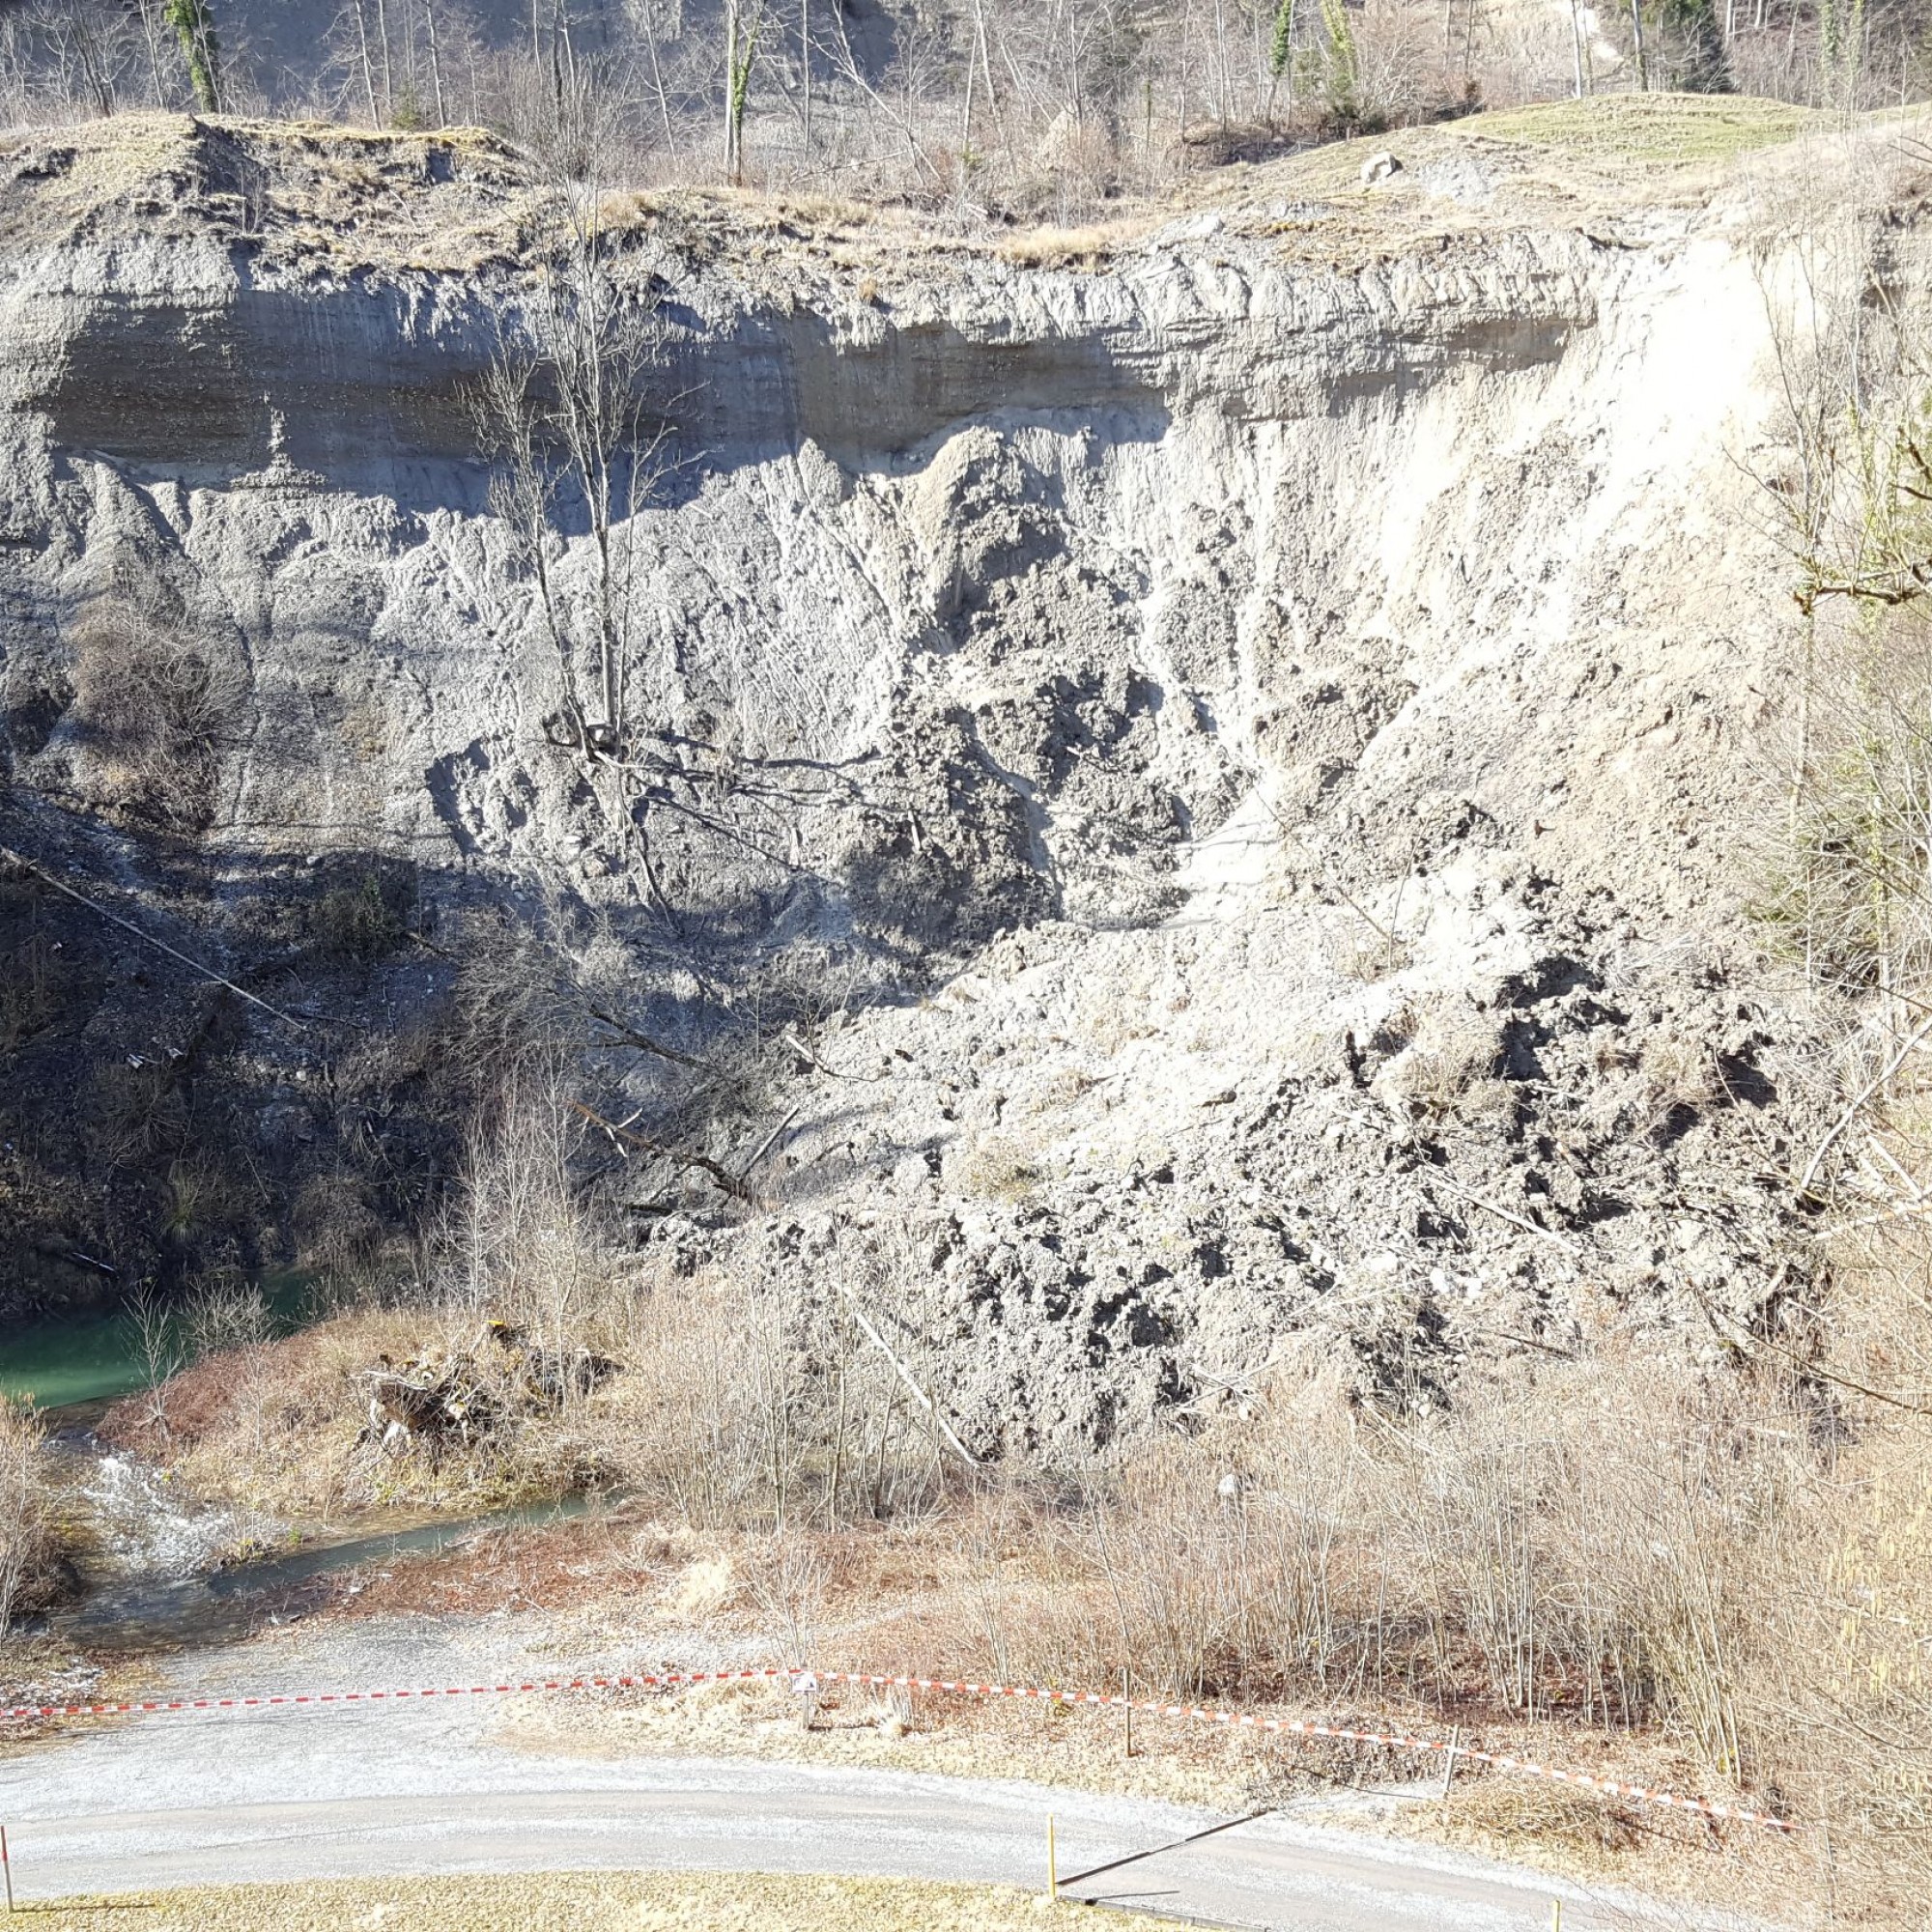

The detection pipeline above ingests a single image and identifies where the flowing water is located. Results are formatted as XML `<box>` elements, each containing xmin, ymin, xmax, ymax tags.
<box><xmin>44</xmin><ymin>1434</ymin><xmax>590</xmax><ymax>1652</ymax></box>
<box><xmin>7</xmin><ymin>1301</ymin><xmax>591</xmax><ymax>1656</ymax></box>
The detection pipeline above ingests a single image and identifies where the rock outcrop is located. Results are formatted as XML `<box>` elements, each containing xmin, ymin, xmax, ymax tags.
<box><xmin>0</xmin><ymin>108</ymin><xmax>1893</xmax><ymax>1450</ymax></box>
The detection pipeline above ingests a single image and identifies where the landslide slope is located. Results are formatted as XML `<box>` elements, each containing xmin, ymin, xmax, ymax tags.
<box><xmin>0</xmin><ymin>100</ymin><xmax>1907</xmax><ymax>1448</ymax></box>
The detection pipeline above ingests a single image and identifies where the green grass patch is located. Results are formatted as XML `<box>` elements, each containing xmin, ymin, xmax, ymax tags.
<box><xmin>1464</xmin><ymin>92</ymin><xmax>1820</xmax><ymax>163</ymax></box>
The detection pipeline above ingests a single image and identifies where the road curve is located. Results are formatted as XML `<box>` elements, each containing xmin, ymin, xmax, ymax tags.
<box><xmin>3</xmin><ymin>1701</ymin><xmax>1637</xmax><ymax>1930</ymax></box>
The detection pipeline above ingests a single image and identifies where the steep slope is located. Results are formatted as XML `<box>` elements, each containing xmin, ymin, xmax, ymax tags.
<box><xmin>0</xmin><ymin>102</ymin><xmax>1901</xmax><ymax>1449</ymax></box>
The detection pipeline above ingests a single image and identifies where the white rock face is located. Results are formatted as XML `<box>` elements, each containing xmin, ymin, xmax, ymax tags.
<box><xmin>0</xmin><ymin>121</ymin><xmax>1866</xmax><ymax>1448</ymax></box>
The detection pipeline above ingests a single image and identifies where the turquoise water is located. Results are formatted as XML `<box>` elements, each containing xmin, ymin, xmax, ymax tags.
<box><xmin>5</xmin><ymin>1280</ymin><xmax>604</xmax><ymax>1656</ymax></box>
<box><xmin>0</xmin><ymin>1273</ymin><xmax>319</xmax><ymax>1409</ymax></box>
<box><xmin>0</xmin><ymin>1308</ymin><xmax>156</xmax><ymax>1408</ymax></box>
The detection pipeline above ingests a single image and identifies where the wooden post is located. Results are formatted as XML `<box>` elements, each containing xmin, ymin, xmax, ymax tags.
<box><xmin>1439</xmin><ymin>1724</ymin><xmax>1461</xmax><ymax>1809</ymax></box>
<box><xmin>1551</xmin><ymin>1900</ymin><xmax>1563</xmax><ymax>1932</ymax></box>
<box><xmin>3</xmin><ymin>1823</ymin><xmax>14</xmax><ymax>1913</ymax></box>
<box><xmin>1047</xmin><ymin>1812</ymin><xmax>1058</xmax><ymax>1899</ymax></box>
<box><xmin>1122</xmin><ymin>1665</ymin><xmax>1133</xmax><ymax>1760</ymax></box>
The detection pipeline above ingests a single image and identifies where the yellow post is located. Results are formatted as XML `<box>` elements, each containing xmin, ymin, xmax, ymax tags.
<box><xmin>1550</xmin><ymin>1900</ymin><xmax>1562</xmax><ymax>1932</ymax></box>
<box><xmin>1048</xmin><ymin>1811</ymin><xmax>1058</xmax><ymax>1899</ymax></box>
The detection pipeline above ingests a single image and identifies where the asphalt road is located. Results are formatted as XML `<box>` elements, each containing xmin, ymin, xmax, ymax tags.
<box><xmin>2</xmin><ymin>1698</ymin><xmax>1634</xmax><ymax>1930</ymax></box>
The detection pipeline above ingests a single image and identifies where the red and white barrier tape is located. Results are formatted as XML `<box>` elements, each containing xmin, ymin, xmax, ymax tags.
<box><xmin>0</xmin><ymin>1666</ymin><xmax>788</xmax><ymax>1722</ymax></box>
<box><xmin>811</xmin><ymin>1672</ymin><xmax>1800</xmax><ymax>1835</ymax></box>
<box><xmin>2</xmin><ymin>1663</ymin><xmax>1798</xmax><ymax>1835</ymax></box>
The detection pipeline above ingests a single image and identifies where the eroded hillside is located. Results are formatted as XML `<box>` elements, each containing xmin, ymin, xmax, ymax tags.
<box><xmin>0</xmin><ymin>99</ymin><xmax>1906</xmax><ymax>1451</ymax></box>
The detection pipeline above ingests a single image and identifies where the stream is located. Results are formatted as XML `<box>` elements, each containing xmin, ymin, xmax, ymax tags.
<box><xmin>7</xmin><ymin>1312</ymin><xmax>589</xmax><ymax>1657</ymax></box>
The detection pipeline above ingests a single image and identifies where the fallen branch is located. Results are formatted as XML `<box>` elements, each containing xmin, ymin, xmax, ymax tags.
<box><xmin>780</xmin><ymin>1028</ymin><xmax>878</xmax><ymax>1081</ymax></box>
<box><xmin>573</xmin><ymin>1100</ymin><xmax>764</xmax><ymax>1207</ymax></box>
<box><xmin>1427</xmin><ymin>1172</ymin><xmax>1578</xmax><ymax>1253</ymax></box>
<box><xmin>741</xmin><ymin>1104</ymin><xmax>801</xmax><ymax>1178</ymax></box>
<box><xmin>1797</xmin><ymin>1011</ymin><xmax>1932</xmax><ymax>1202</ymax></box>
<box><xmin>581</xmin><ymin>998</ymin><xmax>734</xmax><ymax>1080</ymax></box>
<box><xmin>836</xmin><ymin>1281</ymin><xmax>980</xmax><ymax>1467</ymax></box>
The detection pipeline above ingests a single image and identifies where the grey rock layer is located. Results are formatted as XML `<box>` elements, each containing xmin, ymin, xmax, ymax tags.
<box><xmin>0</xmin><ymin>122</ymin><xmax>1853</xmax><ymax>1449</ymax></box>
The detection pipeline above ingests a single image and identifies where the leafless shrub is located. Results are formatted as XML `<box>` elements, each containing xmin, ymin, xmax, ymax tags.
<box><xmin>0</xmin><ymin>1398</ymin><xmax>59</xmax><ymax>1633</ymax></box>
<box><xmin>925</xmin><ymin>1349</ymin><xmax>1804</xmax><ymax>1794</ymax></box>
<box><xmin>128</xmin><ymin>1284</ymin><xmax>185</xmax><ymax>1441</ymax></box>
<box><xmin>746</xmin><ymin>1531</ymin><xmax>832</xmax><ymax>1670</ymax></box>
<box><xmin>1350</xmin><ymin>0</ymin><xmax>1436</xmax><ymax>126</ymax></box>
<box><xmin>184</xmin><ymin>1270</ymin><xmax>273</xmax><ymax>1363</ymax></box>
<box><xmin>448</xmin><ymin>1057</ymin><xmax>618</xmax><ymax>1380</ymax></box>
<box><xmin>65</xmin><ymin>588</ymin><xmax>247</xmax><ymax>829</ymax></box>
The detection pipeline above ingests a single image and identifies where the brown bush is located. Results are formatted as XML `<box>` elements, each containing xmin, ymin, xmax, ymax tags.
<box><xmin>0</xmin><ymin>1399</ymin><xmax>64</xmax><ymax>1631</ymax></box>
<box><xmin>65</xmin><ymin>586</ymin><xmax>247</xmax><ymax>829</ymax></box>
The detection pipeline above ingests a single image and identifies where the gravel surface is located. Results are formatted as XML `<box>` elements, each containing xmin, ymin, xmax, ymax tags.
<box><xmin>0</xmin><ymin>1618</ymin><xmax>1679</xmax><ymax>1931</ymax></box>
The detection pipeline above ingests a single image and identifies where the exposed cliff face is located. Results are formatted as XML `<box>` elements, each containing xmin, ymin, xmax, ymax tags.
<box><xmin>0</xmin><ymin>108</ymin><xmax>1890</xmax><ymax>1448</ymax></box>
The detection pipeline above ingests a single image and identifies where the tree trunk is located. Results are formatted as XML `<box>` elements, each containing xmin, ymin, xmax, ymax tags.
<box><xmin>800</xmin><ymin>0</ymin><xmax>811</xmax><ymax>157</ymax></box>
<box><xmin>424</xmin><ymin>0</ymin><xmax>447</xmax><ymax>125</ymax></box>
<box><xmin>724</xmin><ymin>0</ymin><xmax>740</xmax><ymax>179</ymax></box>
<box><xmin>136</xmin><ymin>0</ymin><xmax>170</xmax><ymax>106</ymax></box>
<box><xmin>374</xmin><ymin>0</ymin><xmax>395</xmax><ymax>121</ymax></box>
<box><xmin>353</xmin><ymin>0</ymin><xmax>381</xmax><ymax>124</ymax></box>
<box><xmin>1629</xmin><ymin>0</ymin><xmax>1647</xmax><ymax>88</ymax></box>
<box><xmin>165</xmin><ymin>0</ymin><xmax>223</xmax><ymax>113</ymax></box>
<box><xmin>646</xmin><ymin>12</ymin><xmax>678</xmax><ymax>154</ymax></box>
<box><xmin>959</xmin><ymin>7</ymin><xmax>975</xmax><ymax>152</ymax></box>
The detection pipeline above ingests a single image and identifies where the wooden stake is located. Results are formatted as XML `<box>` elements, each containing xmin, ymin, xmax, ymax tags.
<box><xmin>1047</xmin><ymin>1812</ymin><xmax>1058</xmax><ymax>1899</ymax></box>
<box><xmin>1439</xmin><ymin>1724</ymin><xmax>1461</xmax><ymax>1808</ymax></box>
<box><xmin>1551</xmin><ymin>1900</ymin><xmax>1563</xmax><ymax>1932</ymax></box>
<box><xmin>1122</xmin><ymin>1666</ymin><xmax>1133</xmax><ymax>1760</ymax></box>
<box><xmin>3</xmin><ymin>1824</ymin><xmax>14</xmax><ymax>1913</ymax></box>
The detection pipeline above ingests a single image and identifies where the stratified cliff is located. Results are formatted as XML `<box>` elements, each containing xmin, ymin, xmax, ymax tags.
<box><xmin>0</xmin><ymin>102</ymin><xmax>1893</xmax><ymax>1449</ymax></box>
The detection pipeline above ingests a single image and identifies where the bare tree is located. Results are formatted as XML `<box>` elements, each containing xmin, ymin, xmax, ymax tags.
<box><xmin>473</xmin><ymin>178</ymin><xmax>672</xmax><ymax>903</ymax></box>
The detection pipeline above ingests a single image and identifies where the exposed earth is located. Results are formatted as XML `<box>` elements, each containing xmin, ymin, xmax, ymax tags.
<box><xmin>4</xmin><ymin>98</ymin><xmax>1908</xmax><ymax>1457</ymax></box>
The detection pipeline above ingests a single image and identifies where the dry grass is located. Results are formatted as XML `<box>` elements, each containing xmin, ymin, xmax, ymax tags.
<box><xmin>0</xmin><ymin>1398</ymin><xmax>61</xmax><ymax>1631</ymax></box>
<box><xmin>23</xmin><ymin>1873</ymin><xmax>1146</xmax><ymax>1931</ymax></box>
<box><xmin>64</xmin><ymin>582</ymin><xmax>247</xmax><ymax>830</ymax></box>
<box><xmin>994</xmin><ymin>219</ymin><xmax>1150</xmax><ymax>270</ymax></box>
<box><xmin>1375</xmin><ymin>998</ymin><xmax>1498</xmax><ymax>1119</ymax></box>
<box><xmin>99</xmin><ymin>1304</ymin><xmax>604</xmax><ymax>1521</ymax></box>
<box><xmin>1467</xmin><ymin>94</ymin><xmax>1818</xmax><ymax>164</ymax></box>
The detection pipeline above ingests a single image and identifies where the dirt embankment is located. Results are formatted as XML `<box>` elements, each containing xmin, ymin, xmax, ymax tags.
<box><xmin>0</xmin><ymin>99</ymin><xmax>1889</xmax><ymax>1435</ymax></box>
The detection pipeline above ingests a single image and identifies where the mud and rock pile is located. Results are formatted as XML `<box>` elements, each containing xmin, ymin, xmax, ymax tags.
<box><xmin>0</xmin><ymin>104</ymin><xmax>1900</xmax><ymax>1454</ymax></box>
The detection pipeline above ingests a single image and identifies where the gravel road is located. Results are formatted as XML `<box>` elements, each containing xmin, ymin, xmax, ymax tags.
<box><xmin>0</xmin><ymin>1618</ymin><xmax>1649</xmax><ymax>1930</ymax></box>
